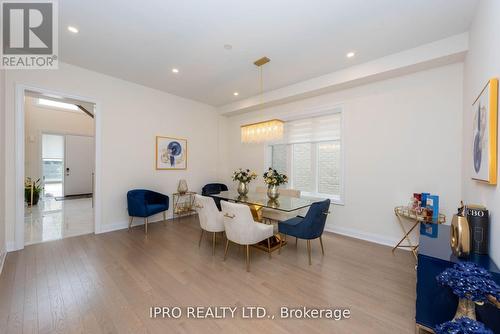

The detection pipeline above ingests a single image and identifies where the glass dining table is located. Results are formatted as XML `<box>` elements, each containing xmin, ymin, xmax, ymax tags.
<box><xmin>210</xmin><ymin>190</ymin><xmax>322</xmax><ymax>252</ymax></box>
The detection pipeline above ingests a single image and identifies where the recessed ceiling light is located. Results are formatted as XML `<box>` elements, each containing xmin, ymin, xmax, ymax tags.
<box><xmin>346</xmin><ymin>51</ymin><xmax>355</xmax><ymax>58</ymax></box>
<box><xmin>224</xmin><ymin>44</ymin><xmax>233</xmax><ymax>50</ymax></box>
<box><xmin>67</xmin><ymin>26</ymin><xmax>79</xmax><ymax>33</ymax></box>
<box><xmin>233</xmin><ymin>92</ymin><xmax>239</xmax><ymax>96</ymax></box>
<box><xmin>172</xmin><ymin>68</ymin><xmax>179</xmax><ymax>73</ymax></box>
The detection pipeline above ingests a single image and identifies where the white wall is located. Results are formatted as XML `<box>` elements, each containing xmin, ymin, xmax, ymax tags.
<box><xmin>4</xmin><ymin>62</ymin><xmax>219</xmax><ymax>249</ymax></box>
<box><xmin>221</xmin><ymin>64</ymin><xmax>464</xmax><ymax>246</ymax></box>
<box><xmin>462</xmin><ymin>0</ymin><xmax>500</xmax><ymax>264</ymax></box>
<box><xmin>24</xmin><ymin>96</ymin><xmax>94</xmax><ymax>182</ymax></box>
<box><xmin>0</xmin><ymin>69</ymin><xmax>6</xmax><ymax>270</ymax></box>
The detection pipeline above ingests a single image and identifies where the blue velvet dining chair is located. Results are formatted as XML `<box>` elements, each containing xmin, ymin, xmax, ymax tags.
<box><xmin>278</xmin><ymin>199</ymin><xmax>331</xmax><ymax>265</ymax></box>
<box><xmin>127</xmin><ymin>189</ymin><xmax>169</xmax><ymax>234</ymax></box>
<box><xmin>201</xmin><ymin>183</ymin><xmax>228</xmax><ymax>211</ymax></box>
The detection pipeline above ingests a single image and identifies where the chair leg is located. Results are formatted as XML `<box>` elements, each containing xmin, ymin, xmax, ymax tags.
<box><xmin>212</xmin><ymin>232</ymin><xmax>216</xmax><ymax>256</ymax></box>
<box><xmin>278</xmin><ymin>233</ymin><xmax>283</xmax><ymax>255</ymax></box>
<box><xmin>198</xmin><ymin>229</ymin><xmax>204</xmax><ymax>247</ymax></box>
<box><xmin>267</xmin><ymin>238</ymin><xmax>272</xmax><ymax>259</ymax></box>
<box><xmin>224</xmin><ymin>240</ymin><xmax>230</xmax><ymax>261</ymax></box>
<box><xmin>296</xmin><ymin>237</ymin><xmax>298</xmax><ymax>247</ymax></box>
<box><xmin>246</xmin><ymin>245</ymin><xmax>250</xmax><ymax>272</ymax></box>
<box><xmin>128</xmin><ymin>217</ymin><xmax>133</xmax><ymax>231</ymax></box>
<box><xmin>144</xmin><ymin>217</ymin><xmax>148</xmax><ymax>234</ymax></box>
<box><xmin>307</xmin><ymin>240</ymin><xmax>312</xmax><ymax>265</ymax></box>
<box><xmin>319</xmin><ymin>236</ymin><xmax>325</xmax><ymax>255</ymax></box>
<box><xmin>163</xmin><ymin>211</ymin><xmax>167</xmax><ymax>226</ymax></box>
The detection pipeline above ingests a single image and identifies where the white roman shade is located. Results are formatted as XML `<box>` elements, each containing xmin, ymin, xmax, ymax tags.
<box><xmin>269</xmin><ymin>109</ymin><xmax>344</xmax><ymax>202</ymax></box>
<box><xmin>285</xmin><ymin>112</ymin><xmax>341</xmax><ymax>144</ymax></box>
<box><xmin>42</xmin><ymin>134</ymin><xmax>64</xmax><ymax>159</ymax></box>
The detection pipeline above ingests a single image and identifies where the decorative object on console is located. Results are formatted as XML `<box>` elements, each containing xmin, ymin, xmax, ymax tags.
<box><xmin>156</xmin><ymin>136</ymin><xmax>187</xmax><ymax>170</ymax></box>
<box><xmin>435</xmin><ymin>317</ymin><xmax>493</xmax><ymax>334</ymax></box>
<box><xmin>426</xmin><ymin>195</ymin><xmax>440</xmax><ymax>221</ymax></box>
<box><xmin>421</xmin><ymin>192</ymin><xmax>430</xmax><ymax>209</ymax></box>
<box><xmin>451</xmin><ymin>201</ymin><xmax>471</xmax><ymax>258</ymax></box>
<box><xmin>412</xmin><ymin>193</ymin><xmax>422</xmax><ymax>208</ymax></box>
<box><xmin>471</xmin><ymin>78</ymin><xmax>498</xmax><ymax>185</ymax></box>
<box><xmin>436</xmin><ymin>262</ymin><xmax>500</xmax><ymax>321</ymax></box>
<box><xmin>466</xmin><ymin>204</ymin><xmax>489</xmax><ymax>255</ymax></box>
<box><xmin>263</xmin><ymin>168</ymin><xmax>288</xmax><ymax>200</ymax></box>
<box><xmin>177</xmin><ymin>179</ymin><xmax>188</xmax><ymax>195</ymax></box>
<box><xmin>232</xmin><ymin>168</ymin><xmax>257</xmax><ymax>196</ymax></box>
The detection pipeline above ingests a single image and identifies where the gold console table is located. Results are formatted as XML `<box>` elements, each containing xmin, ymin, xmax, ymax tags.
<box><xmin>173</xmin><ymin>191</ymin><xmax>196</xmax><ymax>220</ymax></box>
<box><xmin>392</xmin><ymin>206</ymin><xmax>446</xmax><ymax>260</ymax></box>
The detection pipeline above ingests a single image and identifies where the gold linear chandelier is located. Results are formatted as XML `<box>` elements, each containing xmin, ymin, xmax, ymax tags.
<box><xmin>240</xmin><ymin>56</ymin><xmax>284</xmax><ymax>144</ymax></box>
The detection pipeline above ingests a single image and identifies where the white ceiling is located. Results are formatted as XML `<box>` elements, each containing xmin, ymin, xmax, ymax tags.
<box><xmin>59</xmin><ymin>0</ymin><xmax>478</xmax><ymax>107</ymax></box>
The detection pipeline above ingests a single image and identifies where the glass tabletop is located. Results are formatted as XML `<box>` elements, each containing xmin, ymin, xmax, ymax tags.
<box><xmin>210</xmin><ymin>190</ymin><xmax>322</xmax><ymax>212</ymax></box>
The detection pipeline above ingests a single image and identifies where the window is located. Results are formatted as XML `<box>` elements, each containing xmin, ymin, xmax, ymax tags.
<box><xmin>268</xmin><ymin>111</ymin><xmax>343</xmax><ymax>203</ymax></box>
<box><xmin>42</xmin><ymin>134</ymin><xmax>64</xmax><ymax>183</ymax></box>
<box><xmin>37</xmin><ymin>98</ymin><xmax>78</xmax><ymax>111</ymax></box>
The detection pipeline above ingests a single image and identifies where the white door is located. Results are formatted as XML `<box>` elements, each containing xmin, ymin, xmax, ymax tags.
<box><xmin>64</xmin><ymin>135</ymin><xmax>94</xmax><ymax>196</ymax></box>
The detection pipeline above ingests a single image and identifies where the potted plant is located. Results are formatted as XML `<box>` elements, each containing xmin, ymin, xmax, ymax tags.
<box><xmin>263</xmin><ymin>168</ymin><xmax>288</xmax><ymax>200</ymax></box>
<box><xmin>232</xmin><ymin>168</ymin><xmax>257</xmax><ymax>196</ymax></box>
<box><xmin>25</xmin><ymin>177</ymin><xmax>42</xmax><ymax>206</ymax></box>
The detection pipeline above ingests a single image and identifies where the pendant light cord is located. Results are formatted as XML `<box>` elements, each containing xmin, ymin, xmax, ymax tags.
<box><xmin>259</xmin><ymin>65</ymin><xmax>263</xmax><ymax>104</ymax></box>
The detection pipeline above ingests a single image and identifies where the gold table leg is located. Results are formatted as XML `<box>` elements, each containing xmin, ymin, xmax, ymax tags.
<box><xmin>247</xmin><ymin>204</ymin><xmax>287</xmax><ymax>253</ymax></box>
<box><xmin>392</xmin><ymin>214</ymin><xmax>420</xmax><ymax>260</ymax></box>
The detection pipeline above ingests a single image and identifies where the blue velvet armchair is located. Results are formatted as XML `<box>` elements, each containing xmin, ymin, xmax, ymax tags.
<box><xmin>278</xmin><ymin>199</ymin><xmax>331</xmax><ymax>265</ymax></box>
<box><xmin>201</xmin><ymin>183</ymin><xmax>228</xmax><ymax>211</ymax></box>
<box><xmin>127</xmin><ymin>189</ymin><xmax>169</xmax><ymax>234</ymax></box>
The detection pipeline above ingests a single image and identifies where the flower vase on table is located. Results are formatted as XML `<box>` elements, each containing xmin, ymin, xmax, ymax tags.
<box><xmin>232</xmin><ymin>168</ymin><xmax>257</xmax><ymax>196</ymax></box>
<box><xmin>263</xmin><ymin>168</ymin><xmax>288</xmax><ymax>200</ymax></box>
<box><xmin>267</xmin><ymin>184</ymin><xmax>279</xmax><ymax>200</ymax></box>
<box><xmin>237</xmin><ymin>181</ymin><xmax>249</xmax><ymax>196</ymax></box>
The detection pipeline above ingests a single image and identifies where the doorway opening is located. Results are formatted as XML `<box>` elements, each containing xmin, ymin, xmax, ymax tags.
<box><xmin>24</xmin><ymin>91</ymin><xmax>96</xmax><ymax>245</ymax></box>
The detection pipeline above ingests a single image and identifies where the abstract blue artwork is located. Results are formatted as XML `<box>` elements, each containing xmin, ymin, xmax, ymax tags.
<box><xmin>156</xmin><ymin>136</ymin><xmax>187</xmax><ymax>170</ymax></box>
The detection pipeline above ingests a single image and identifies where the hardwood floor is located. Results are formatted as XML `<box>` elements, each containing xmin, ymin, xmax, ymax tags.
<box><xmin>0</xmin><ymin>215</ymin><xmax>416</xmax><ymax>334</ymax></box>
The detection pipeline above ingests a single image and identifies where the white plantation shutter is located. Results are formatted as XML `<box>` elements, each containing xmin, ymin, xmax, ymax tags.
<box><xmin>270</xmin><ymin>111</ymin><xmax>343</xmax><ymax>202</ymax></box>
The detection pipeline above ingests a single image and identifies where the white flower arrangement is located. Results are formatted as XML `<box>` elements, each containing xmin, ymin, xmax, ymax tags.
<box><xmin>232</xmin><ymin>168</ymin><xmax>257</xmax><ymax>183</ymax></box>
<box><xmin>263</xmin><ymin>168</ymin><xmax>288</xmax><ymax>186</ymax></box>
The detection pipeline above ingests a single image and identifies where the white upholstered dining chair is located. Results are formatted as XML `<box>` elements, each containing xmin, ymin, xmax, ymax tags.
<box><xmin>221</xmin><ymin>201</ymin><xmax>274</xmax><ymax>272</ymax></box>
<box><xmin>194</xmin><ymin>194</ymin><xmax>225</xmax><ymax>255</ymax></box>
<box><xmin>256</xmin><ymin>186</ymin><xmax>301</xmax><ymax>223</ymax></box>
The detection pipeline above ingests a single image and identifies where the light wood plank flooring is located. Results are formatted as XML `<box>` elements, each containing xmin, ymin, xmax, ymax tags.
<box><xmin>0</xmin><ymin>215</ymin><xmax>416</xmax><ymax>334</ymax></box>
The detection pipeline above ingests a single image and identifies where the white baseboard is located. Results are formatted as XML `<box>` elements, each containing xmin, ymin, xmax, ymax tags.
<box><xmin>0</xmin><ymin>247</ymin><xmax>6</xmax><ymax>275</ymax></box>
<box><xmin>6</xmin><ymin>241</ymin><xmax>17</xmax><ymax>252</ymax></box>
<box><xmin>98</xmin><ymin>217</ymin><xmax>177</xmax><ymax>234</ymax></box>
<box><xmin>325</xmin><ymin>225</ymin><xmax>410</xmax><ymax>251</ymax></box>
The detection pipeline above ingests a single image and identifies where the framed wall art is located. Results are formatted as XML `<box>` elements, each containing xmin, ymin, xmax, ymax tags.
<box><xmin>156</xmin><ymin>136</ymin><xmax>187</xmax><ymax>170</ymax></box>
<box><xmin>471</xmin><ymin>78</ymin><xmax>498</xmax><ymax>185</ymax></box>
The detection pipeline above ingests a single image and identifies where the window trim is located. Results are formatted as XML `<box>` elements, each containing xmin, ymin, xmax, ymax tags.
<box><xmin>265</xmin><ymin>107</ymin><xmax>345</xmax><ymax>205</ymax></box>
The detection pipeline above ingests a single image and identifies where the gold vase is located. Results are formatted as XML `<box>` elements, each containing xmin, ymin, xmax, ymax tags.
<box><xmin>453</xmin><ymin>298</ymin><xmax>476</xmax><ymax>320</ymax></box>
<box><xmin>237</xmin><ymin>181</ymin><xmax>249</xmax><ymax>196</ymax></box>
<box><xmin>267</xmin><ymin>185</ymin><xmax>280</xmax><ymax>200</ymax></box>
<box><xmin>450</xmin><ymin>214</ymin><xmax>470</xmax><ymax>258</ymax></box>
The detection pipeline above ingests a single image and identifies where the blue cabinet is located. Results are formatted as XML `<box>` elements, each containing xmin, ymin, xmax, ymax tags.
<box><xmin>416</xmin><ymin>224</ymin><xmax>500</xmax><ymax>332</ymax></box>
